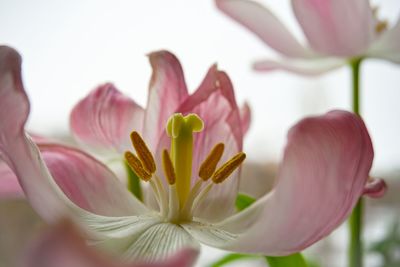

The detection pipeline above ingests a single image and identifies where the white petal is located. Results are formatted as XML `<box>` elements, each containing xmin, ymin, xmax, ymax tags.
<box><xmin>216</xmin><ymin>0</ymin><xmax>312</xmax><ymax>58</ymax></box>
<box><xmin>122</xmin><ymin>223</ymin><xmax>200</xmax><ymax>262</ymax></box>
<box><xmin>253</xmin><ymin>57</ymin><xmax>346</xmax><ymax>75</ymax></box>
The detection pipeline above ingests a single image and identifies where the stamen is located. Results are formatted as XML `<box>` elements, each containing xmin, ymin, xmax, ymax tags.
<box><xmin>375</xmin><ymin>20</ymin><xmax>388</xmax><ymax>34</ymax></box>
<box><xmin>124</xmin><ymin>151</ymin><xmax>151</xmax><ymax>181</ymax></box>
<box><xmin>130</xmin><ymin>131</ymin><xmax>156</xmax><ymax>173</ymax></box>
<box><xmin>212</xmin><ymin>152</ymin><xmax>246</xmax><ymax>184</ymax></box>
<box><xmin>162</xmin><ymin>149</ymin><xmax>176</xmax><ymax>185</ymax></box>
<box><xmin>198</xmin><ymin>143</ymin><xmax>225</xmax><ymax>181</ymax></box>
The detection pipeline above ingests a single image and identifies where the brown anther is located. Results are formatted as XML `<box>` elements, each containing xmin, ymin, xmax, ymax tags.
<box><xmin>198</xmin><ymin>143</ymin><xmax>225</xmax><ymax>181</ymax></box>
<box><xmin>375</xmin><ymin>20</ymin><xmax>388</xmax><ymax>34</ymax></box>
<box><xmin>125</xmin><ymin>151</ymin><xmax>152</xmax><ymax>182</ymax></box>
<box><xmin>130</xmin><ymin>131</ymin><xmax>156</xmax><ymax>173</ymax></box>
<box><xmin>212</xmin><ymin>152</ymin><xmax>246</xmax><ymax>184</ymax></box>
<box><xmin>162</xmin><ymin>149</ymin><xmax>176</xmax><ymax>185</ymax></box>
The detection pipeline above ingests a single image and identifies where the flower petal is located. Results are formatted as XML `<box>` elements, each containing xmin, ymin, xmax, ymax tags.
<box><xmin>292</xmin><ymin>0</ymin><xmax>375</xmax><ymax>56</ymax></box>
<box><xmin>215</xmin><ymin>0</ymin><xmax>311</xmax><ymax>58</ymax></box>
<box><xmin>208</xmin><ymin>111</ymin><xmax>373</xmax><ymax>255</ymax></box>
<box><xmin>363</xmin><ymin>177</ymin><xmax>387</xmax><ymax>198</ymax></box>
<box><xmin>0</xmin><ymin>46</ymin><xmax>146</xmax><ymax>223</ymax></box>
<box><xmin>122</xmin><ymin>223</ymin><xmax>199</xmax><ymax>262</ymax></box>
<box><xmin>253</xmin><ymin>57</ymin><xmax>346</xmax><ymax>75</ymax></box>
<box><xmin>70</xmin><ymin>83</ymin><xmax>144</xmax><ymax>153</ymax></box>
<box><xmin>0</xmin><ymin>161</ymin><xmax>24</xmax><ymax>198</ymax></box>
<box><xmin>176</xmin><ymin>68</ymin><xmax>243</xmax><ymax>222</ymax></box>
<box><xmin>367</xmin><ymin>18</ymin><xmax>400</xmax><ymax>64</ymax></box>
<box><xmin>40</xmin><ymin>144</ymin><xmax>148</xmax><ymax>217</ymax></box>
<box><xmin>143</xmin><ymin>51</ymin><xmax>189</xmax><ymax>151</ymax></box>
<box><xmin>239</xmin><ymin>102</ymin><xmax>251</xmax><ymax>136</ymax></box>
<box><xmin>21</xmin><ymin>220</ymin><xmax>199</xmax><ymax>267</ymax></box>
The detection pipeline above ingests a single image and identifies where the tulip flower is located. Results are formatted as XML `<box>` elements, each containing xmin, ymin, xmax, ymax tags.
<box><xmin>0</xmin><ymin>46</ymin><xmax>381</xmax><ymax>261</ymax></box>
<box><xmin>215</xmin><ymin>0</ymin><xmax>400</xmax><ymax>75</ymax></box>
<box><xmin>21</xmin><ymin>220</ymin><xmax>198</xmax><ymax>267</ymax></box>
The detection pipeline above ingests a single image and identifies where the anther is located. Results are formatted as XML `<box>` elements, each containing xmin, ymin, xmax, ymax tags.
<box><xmin>162</xmin><ymin>149</ymin><xmax>176</xmax><ymax>185</ymax></box>
<box><xmin>125</xmin><ymin>151</ymin><xmax>152</xmax><ymax>181</ymax></box>
<box><xmin>130</xmin><ymin>131</ymin><xmax>156</xmax><ymax>173</ymax></box>
<box><xmin>198</xmin><ymin>143</ymin><xmax>225</xmax><ymax>181</ymax></box>
<box><xmin>212</xmin><ymin>152</ymin><xmax>246</xmax><ymax>184</ymax></box>
<box><xmin>375</xmin><ymin>20</ymin><xmax>388</xmax><ymax>34</ymax></box>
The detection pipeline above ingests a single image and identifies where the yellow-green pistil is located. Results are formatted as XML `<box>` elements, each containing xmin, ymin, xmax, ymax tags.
<box><xmin>166</xmin><ymin>113</ymin><xmax>203</xmax><ymax>206</ymax></box>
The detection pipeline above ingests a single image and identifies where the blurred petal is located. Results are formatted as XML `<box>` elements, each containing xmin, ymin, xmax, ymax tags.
<box><xmin>0</xmin><ymin>161</ymin><xmax>23</xmax><ymax>198</ymax></box>
<box><xmin>176</xmin><ymin>68</ymin><xmax>243</xmax><ymax>222</ymax></box>
<box><xmin>0</xmin><ymin>46</ymin><xmax>146</xmax><ymax>223</ymax></box>
<box><xmin>143</xmin><ymin>51</ymin><xmax>189</xmax><ymax>150</ymax></box>
<box><xmin>253</xmin><ymin>57</ymin><xmax>346</xmax><ymax>75</ymax></box>
<box><xmin>215</xmin><ymin>0</ymin><xmax>311</xmax><ymax>58</ymax></box>
<box><xmin>70</xmin><ymin>83</ymin><xmax>144</xmax><ymax>153</ymax></box>
<box><xmin>292</xmin><ymin>0</ymin><xmax>375</xmax><ymax>56</ymax></box>
<box><xmin>239</xmin><ymin>102</ymin><xmax>251</xmax><ymax>136</ymax></box>
<box><xmin>363</xmin><ymin>177</ymin><xmax>387</xmax><ymax>198</ymax></box>
<box><xmin>367</xmin><ymin>18</ymin><xmax>400</xmax><ymax>64</ymax></box>
<box><xmin>21</xmin><ymin>220</ymin><xmax>199</xmax><ymax>267</ymax></box>
<box><xmin>209</xmin><ymin>111</ymin><xmax>373</xmax><ymax>255</ymax></box>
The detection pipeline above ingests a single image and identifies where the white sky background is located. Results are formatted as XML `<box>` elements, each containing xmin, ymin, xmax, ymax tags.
<box><xmin>0</xmin><ymin>0</ymin><xmax>399</xmax><ymax>173</ymax></box>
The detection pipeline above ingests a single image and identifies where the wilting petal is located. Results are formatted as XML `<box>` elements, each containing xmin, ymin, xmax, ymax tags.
<box><xmin>0</xmin><ymin>161</ymin><xmax>24</xmax><ymax>198</ymax></box>
<box><xmin>239</xmin><ymin>102</ymin><xmax>251</xmax><ymax>136</ymax></box>
<box><xmin>292</xmin><ymin>0</ymin><xmax>375</xmax><ymax>56</ymax></box>
<box><xmin>0</xmin><ymin>46</ymin><xmax>147</xmax><ymax>223</ymax></box>
<box><xmin>215</xmin><ymin>0</ymin><xmax>311</xmax><ymax>58</ymax></box>
<box><xmin>363</xmin><ymin>177</ymin><xmax>387</xmax><ymax>198</ymax></box>
<box><xmin>143</xmin><ymin>51</ymin><xmax>189</xmax><ymax>151</ymax></box>
<box><xmin>203</xmin><ymin>111</ymin><xmax>373</xmax><ymax>255</ymax></box>
<box><xmin>253</xmin><ymin>57</ymin><xmax>346</xmax><ymax>75</ymax></box>
<box><xmin>367</xmin><ymin>18</ymin><xmax>400</xmax><ymax>64</ymax></box>
<box><xmin>70</xmin><ymin>83</ymin><xmax>144</xmax><ymax>153</ymax></box>
<box><xmin>21</xmin><ymin>220</ymin><xmax>199</xmax><ymax>267</ymax></box>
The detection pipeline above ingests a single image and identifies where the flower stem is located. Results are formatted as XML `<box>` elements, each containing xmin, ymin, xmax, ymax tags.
<box><xmin>348</xmin><ymin>58</ymin><xmax>363</xmax><ymax>267</ymax></box>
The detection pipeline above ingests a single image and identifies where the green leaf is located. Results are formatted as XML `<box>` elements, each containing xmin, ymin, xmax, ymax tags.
<box><xmin>124</xmin><ymin>161</ymin><xmax>142</xmax><ymax>201</ymax></box>
<box><xmin>266</xmin><ymin>253</ymin><xmax>308</xmax><ymax>267</ymax></box>
<box><xmin>209</xmin><ymin>253</ymin><xmax>257</xmax><ymax>267</ymax></box>
<box><xmin>235</xmin><ymin>193</ymin><xmax>256</xmax><ymax>211</ymax></box>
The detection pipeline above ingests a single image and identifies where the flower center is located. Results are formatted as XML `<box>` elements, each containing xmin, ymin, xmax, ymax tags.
<box><xmin>125</xmin><ymin>113</ymin><xmax>246</xmax><ymax>223</ymax></box>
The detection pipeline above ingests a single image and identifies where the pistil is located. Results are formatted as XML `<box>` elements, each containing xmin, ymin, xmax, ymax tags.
<box><xmin>166</xmin><ymin>113</ymin><xmax>204</xmax><ymax>207</ymax></box>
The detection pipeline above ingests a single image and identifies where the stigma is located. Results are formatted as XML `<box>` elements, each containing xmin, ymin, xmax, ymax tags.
<box><xmin>125</xmin><ymin>113</ymin><xmax>246</xmax><ymax>223</ymax></box>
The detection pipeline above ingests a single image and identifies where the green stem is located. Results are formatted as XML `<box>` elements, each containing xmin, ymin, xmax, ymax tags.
<box><xmin>348</xmin><ymin>58</ymin><xmax>363</xmax><ymax>267</ymax></box>
<box><xmin>124</xmin><ymin>161</ymin><xmax>143</xmax><ymax>201</ymax></box>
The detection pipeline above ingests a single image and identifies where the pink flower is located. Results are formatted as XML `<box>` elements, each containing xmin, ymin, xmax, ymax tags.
<box><xmin>0</xmin><ymin>46</ymin><xmax>381</xmax><ymax>260</ymax></box>
<box><xmin>21</xmin><ymin>220</ymin><xmax>198</xmax><ymax>267</ymax></box>
<box><xmin>216</xmin><ymin>0</ymin><xmax>400</xmax><ymax>75</ymax></box>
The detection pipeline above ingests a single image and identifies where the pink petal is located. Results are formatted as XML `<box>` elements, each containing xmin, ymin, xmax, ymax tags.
<box><xmin>363</xmin><ymin>177</ymin><xmax>387</xmax><ymax>198</ymax></box>
<box><xmin>239</xmin><ymin>102</ymin><xmax>251</xmax><ymax>136</ymax></box>
<box><xmin>0</xmin><ymin>46</ymin><xmax>146</xmax><ymax>223</ymax></box>
<box><xmin>143</xmin><ymin>51</ymin><xmax>189</xmax><ymax>151</ymax></box>
<box><xmin>21</xmin><ymin>220</ymin><xmax>198</xmax><ymax>267</ymax></box>
<box><xmin>368</xmin><ymin>18</ymin><xmax>400</xmax><ymax>64</ymax></box>
<box><xmin>177</xmin><ymin>67</ymin><xmax>244</xmax><ymax>222</ymax></box>
<box><xmin>0</xmin><ymin>161</ymin><xmax>24</xmax><ymax>198</ymax></box>
<box><xmin>292</xmin><ymin>0</ymin><xmax>375</xmax><ymax>56</ymax></box>
<box><xmin>215</xmin><ymin>0</ymin><xmax>311</xmax><ymax>58</ymax></box>
<box><xmin>253</xmin><ymin>57</ymin><xmax>346</xmax><ymax>75</ymax></box>
<box><xmin>215</xmin><ymin>111</ymin><xmax>373</xmax><ymax>255</ymax></box>
<box><xmin>70</xmin><ymin>83</ymin><xmax>144</xmax><ymax>153</ymax></box>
